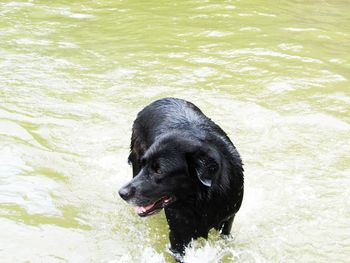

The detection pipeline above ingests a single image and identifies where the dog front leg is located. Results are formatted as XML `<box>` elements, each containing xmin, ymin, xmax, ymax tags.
<box><xmin>165</xmin><ymin>208</ymin><xmax>207</xmax><ymax>262</ymax></box>
<box><xmin>168</xmin><ymin>227</ymin><xmax>198</xmax><ymax>263</ymax></box>
<box><xmin>168</xmin><ymin>222</ymin><xmax>209</xmax><ymax>263</ymax></box>
<box><xmin>220</xmin><ymin>215</ymin><xmax>235</xmax><ymax>236</ymax></box>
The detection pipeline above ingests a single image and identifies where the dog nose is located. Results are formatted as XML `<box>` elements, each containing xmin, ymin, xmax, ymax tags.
<box><xmin>118</xmin><ymin>185</ymin><xmax>135</xmax><ymax>201</ymax></box>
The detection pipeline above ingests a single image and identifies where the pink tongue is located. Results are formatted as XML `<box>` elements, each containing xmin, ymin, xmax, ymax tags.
<box><xmin>143</xmin><ymin>203</ymin><xmax>155</xmax><ymax>210</ymax></box>
<box><xmin>135</xmin><ymin>202</ymin><xmax>155</xmax><ymax>214</ymax></box>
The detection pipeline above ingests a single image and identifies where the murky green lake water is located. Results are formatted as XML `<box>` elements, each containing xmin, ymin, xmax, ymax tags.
<box><xmin>1</xmin><ymin>0</ymin><xmax>349</xmax><ymax>262</ymax></box>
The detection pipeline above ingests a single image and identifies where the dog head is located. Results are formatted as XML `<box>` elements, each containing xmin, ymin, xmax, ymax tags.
<box><xmin>118</xmin><ymin>134</ymin><xmax>221</xmax><ymax>217</ymax></box>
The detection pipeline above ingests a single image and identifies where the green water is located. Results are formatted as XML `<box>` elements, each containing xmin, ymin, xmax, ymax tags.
<box><xmin>1</xmin><ymin>0</ymin><xmax>349</xmax><ymax>262</ymax></box>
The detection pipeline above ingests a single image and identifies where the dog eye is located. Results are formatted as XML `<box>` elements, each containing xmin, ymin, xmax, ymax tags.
<box><xmin>152</xmin><ymin>163</ymin><xmax>162</xmax><ymax>174</ymax></box>
<box><xmin>155</xmin><ymin>167</ymin><xmax>162</xmax><ymax>174</ymax></box>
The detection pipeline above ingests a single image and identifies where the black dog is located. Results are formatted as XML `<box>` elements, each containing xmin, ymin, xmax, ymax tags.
<box><xmin>118</xmin><ymin>98</ymin><xmax>244</xmax><ymax>260</ymax></box>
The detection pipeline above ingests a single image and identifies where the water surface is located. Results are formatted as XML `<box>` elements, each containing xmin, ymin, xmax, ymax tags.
<box><xmin>1</xmin><ymin>0</ymin><xmax>349</xmax><ymax>262</ymax></box>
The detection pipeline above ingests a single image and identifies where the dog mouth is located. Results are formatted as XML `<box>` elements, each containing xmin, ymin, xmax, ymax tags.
<box><xmin>135</xmin><ymin>196</ymin><xmax>174</xmax><ymax>217</ymax></box>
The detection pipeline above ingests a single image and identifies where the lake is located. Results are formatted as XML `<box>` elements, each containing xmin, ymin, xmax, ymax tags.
<box><xmin>0</xmin><ymin>0</ymin><xmax>349</xmax><ymax>262</ymax></box>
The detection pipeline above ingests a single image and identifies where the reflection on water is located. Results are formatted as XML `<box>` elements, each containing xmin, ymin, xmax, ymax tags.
<box><xmin>0</xmin><ymin>0</ymin><xmax>349</xmax><ymax>262</ymax></box>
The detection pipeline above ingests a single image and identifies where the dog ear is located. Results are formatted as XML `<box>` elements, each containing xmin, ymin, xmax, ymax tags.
<box><xmin>194</xmin><ymin>155</ymin><xmax>219</xmax><ymax>187</ymax></box>
<box><xmin>186</xmin><ymin>144</ymin><xmax>220</xmax><ymax>187</ymax></box>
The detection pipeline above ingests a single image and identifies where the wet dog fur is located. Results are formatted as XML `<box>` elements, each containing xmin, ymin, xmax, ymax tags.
<box><xmin>118</xmin><ymin>97</ymin><xmax>244</xmax><ymax>261</ymax></box>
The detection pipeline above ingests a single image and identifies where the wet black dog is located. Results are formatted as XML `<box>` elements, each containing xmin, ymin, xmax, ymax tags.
<box><xmin>118</xmin><ymin>98</ymin><xmax>244</xmax><ymax>261</ymax></box>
